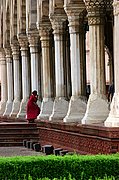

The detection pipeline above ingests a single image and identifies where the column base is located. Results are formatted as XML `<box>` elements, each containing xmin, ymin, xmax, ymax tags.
<box><xmin>17</xmin><ymin>98</ymin><xmax>28</xmax><ymax>118</ymax></box>
<box><xmin>104</xmin><ymin>93</ymin><xmax>119</xmax><ymax>127</ymax></box>
<box><xmin>0</xmin><ymin>101</ymin><xmax>7</xmax><ymax>115</ymax></box>
<box><xmin>10</xmin><ymin>99</ymin><xmax>21</xmax><ymax>117</ymax></box>
<box><xmin>3</xmin><ymin>101</ymin><xmax>13</xmax><ymax>116</ymax></box>
<box><xmin>63</xmin><ymin>96</ymin><xmax>87</xmax><ymax>123</ymax></box>
<box><xmin>38</xmin><ymin>98</ymin><xmax>54</xmax><ymax>120</ymax></box>
<box><xmin>82</xmin><ymin>94</ymin><xmax>109</xmax><ymax>125</ymax></box>
<box><xmin>104</xmin><ymin>117</ymin><xmax>119</xmax><ymax>127</ymax></box>
<box><xmin>49</xmin><ymin>97</ymin><xmax>69</xmax><ymax>121</ymax></box>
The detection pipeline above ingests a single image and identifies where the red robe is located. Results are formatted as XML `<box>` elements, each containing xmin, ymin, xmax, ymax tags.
<box><xmin>26</xmin><ymin>95</ymin><xmax>40</xmax><ymax>120</ymax></box>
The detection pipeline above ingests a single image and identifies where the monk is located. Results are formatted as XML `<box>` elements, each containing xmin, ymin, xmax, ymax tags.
<box><xmin>26</xmin><ymin>90</ymin><xmax>40</xmax><ymax>123</ymax></box>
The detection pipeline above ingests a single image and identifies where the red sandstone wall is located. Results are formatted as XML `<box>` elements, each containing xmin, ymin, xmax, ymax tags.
<box><xmin>37</xmin><ymin>121</ymin><xmax>119</xmax><ymax>155</ymax></box>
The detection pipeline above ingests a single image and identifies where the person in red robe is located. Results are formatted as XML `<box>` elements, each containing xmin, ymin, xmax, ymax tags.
<box><xmin>26</xmin><ymin>90</ymin><xmax>40</xmax><ymax>123</ymax></box>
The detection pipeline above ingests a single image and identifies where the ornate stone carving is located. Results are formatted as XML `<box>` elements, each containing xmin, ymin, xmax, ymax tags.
<box><xmin>39</xmin><ymin>24</ymin><xmax>52</xmax><ymax>37</ymax></box>
<box><xmin>4</xmin><ymin>47</ymin><xmax>12</xmax><ymax>60</ymax></box>
<box><xmin>17</xmin><ymin>34</ymin><xmax>28</xmax><ymax>49</ymax></box>
<box><xmin>105</xmin><ymin>0</ymin><xmax>113</xmax><ymax>11</ymax></box>
<box><xmin>0</xmin><ymin>48</ymin><xmax>6</xmax><ymax>65</ymax></box>
<box><xmin>50</xmin><ymin>14</ymin><xmax>67</xmax><ymax>34</ymax></box>
<box><xmin>64</xmin><ymin>5</ymin><xmax>86</xmax><ymax>33</ymax></box>
<box><xmin>113</xmin><ymin>1</ymin><xmax>119</xmax><ymax>16</ymax></box>
<box><xmin>84</xmin><ymin>0</ymin><xmax>105</xmax><ymax>11</ymax></box>
<box><xmin>11</xmin><ymin>44</ymin><xmax>20</xmax><ymax>61</ymax></box>
<box><xmin>88</xmin><ymin>16</ymin><xmax>104</xmax><ymax>25</ymax></box>
<box><xmin>27</xmin><ymin>34</ymin><xmax>39</xmax><ymax>47</ymax></box>
<box><xmin>41</xmin><ymin>41</ymin><xmax>50</xmax><ymax>48</ymax></box>
<box><xmin>84</xmin><ymin>0</ymin><xmax>106</xmax><ymax>25</ymax></box>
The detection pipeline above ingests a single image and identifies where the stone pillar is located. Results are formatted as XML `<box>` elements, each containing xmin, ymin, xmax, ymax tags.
<box><xmin>82</xmin><ymin>1</ymin><xmax>109</xmax><ymax>124</ymax></box>
<box><xmin>28</xmin><ymin>32</ymin><xmax>39</xmax><ymax>92</ymax></box>
<box><xmin>63</xmin><ymin>9</ymin><xmax>87</xmax><ymax>122</ymax></box>
<box><xmin>37</xmin><ymin>24</ymin><xmax>54</xmax><ymax>120</ymax></box>
<box><xmin>0</xmin><ymin>48</ymin><xmax>7</xmax><ymax>115</ymax></box>
<box><xmin>27</xmin><ymin>31</ymin><xmax>41</xmax><ymax>107</ymax></box>
<box><xmin>3</xmin><ymin>48</ymin><xmax>14</xmax><ymax>116</ymax></box>
<box><xmin>105</xmin><ymin>1</ymin><xmax>119</xmax><ymax>127</ymax></box>
<box><xmin>10</xmin><ymin>44</ymin><xmax>21</xmax><ymax>117</ymax></box>
<box><xmin>17</xmin><ymin>35</ymin><xmax>30</xmax><ymax>118</ymax></box>
<box><xmin>49</xmin><ymin>17</ymin><xmax>69</xmax><ymax>121</ymax></box>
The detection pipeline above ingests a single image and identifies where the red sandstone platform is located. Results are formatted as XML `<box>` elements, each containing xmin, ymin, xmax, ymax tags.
<box><xmin>36</xmin><ymin>121</ymin><xmax>119</xmax><ymax>155</ymax></box>
<box><xmin>0</xmin><ymin>116</ymin><xmax>119</xmax><ymax>155</ymax></box>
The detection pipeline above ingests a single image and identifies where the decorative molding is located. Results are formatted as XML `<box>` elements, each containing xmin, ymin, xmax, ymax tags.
<box><xmin>88</xmin><ymin>16</ymin><xmax>104</xmax><ymax>25</ymax></box>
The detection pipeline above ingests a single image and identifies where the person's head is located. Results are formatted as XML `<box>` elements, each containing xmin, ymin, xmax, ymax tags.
<box><xmin>32</xmin><ymin>90</ymin><xmax>37</xmax><ymax>96</ymax></box>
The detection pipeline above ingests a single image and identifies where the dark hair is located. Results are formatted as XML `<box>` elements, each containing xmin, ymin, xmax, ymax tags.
<box><xmin>32</xmin><ymin>90</ymin><xmax>37</xmax><ymax>96</ymax></box>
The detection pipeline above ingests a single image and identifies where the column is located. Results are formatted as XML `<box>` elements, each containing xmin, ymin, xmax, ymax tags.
<box><xmin>105</xmin><ymin>1</ymin><xmax>119</xmax><ymax>127</ymax></box>
<box><xmin>3</xmin><ymin>48</ymin><xmax>14</xmax><ymax>116</ymax></box>
<box><xmin>49</xmin><ymin>17</ymin><xmax>69</xmax><ymax>121</ymax></box>
<box><xmin>10</xmin><ymin>44</ymin><xmax>21</xmax><ymax>117</ymax></box>
<box><xmin>17</xmin><ymin>35</ymin><xmax>30</xmax><ymax>118</ymax></box>
<box><xmin>63</xmin><ymin>10</ymin><xmax>87</xmax><ymax>123</ymax></box>
<box><xmin>0</xmin><ymin>48</ymin><xmax>7</xmax><ymax>115</ymax></box>
<box><xmin>27</xmin><ymin>31</ymin><xmax>41</xmax><ymax>108</ymax></box>
<box><xmin>82</xmin><ymin>1</ymin><xmax>109</xmax><ymax>124</ymax></box>
<box><xmin>37</xmin><ymin>24</ymin><xmax>54</xmax><ymax>120</ymax></box>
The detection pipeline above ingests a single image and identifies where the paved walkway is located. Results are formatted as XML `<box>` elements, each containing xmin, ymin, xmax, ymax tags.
<box><xmin>0</xmin><ymin>147</ymin><xmax>45</xmax><ymax>157</ymax></box>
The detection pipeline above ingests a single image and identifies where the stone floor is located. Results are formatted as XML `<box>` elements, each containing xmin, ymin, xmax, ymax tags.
<box><xmin>0</xmin><ymin>146</ymin><xmax>45</xmax><ymax>157</ymax></box>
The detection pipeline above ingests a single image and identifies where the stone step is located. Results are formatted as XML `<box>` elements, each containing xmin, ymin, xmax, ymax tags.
<box><xmin>59</xmin><ymin>150</ymin><xmax>69</xmax><ymax>156</ymax></box>
<box><xmin>0</xmin><ymin>123</ymin><xmax>39</xmax><ymax>147</ymax></box>
<box><xmin>33</xmin><ymin>143</ymin><xmax>41</xmax><ymax>152</ymax></box>
<box><xmin>53</xmin><ymin>148</ymin><xmax>63</xmax><ymax>156</ymax></box>
<box><xmin>42</xmin><ymin>145</ymin><xmax>54</xmax><ymax>155</ymax></box>
<box><xmin>0</xmin><ymin>142</ymin><xmax>23</xmax><ymax>147</ymax></box>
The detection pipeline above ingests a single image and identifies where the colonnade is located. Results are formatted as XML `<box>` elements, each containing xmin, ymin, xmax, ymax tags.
<box><xmin>0</xmin><ymin>0</ymin><xmax>118</xmax><ymax>127</ymax></box>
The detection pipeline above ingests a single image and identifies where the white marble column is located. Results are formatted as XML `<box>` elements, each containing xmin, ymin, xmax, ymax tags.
<box><xmin>105</xmin><ymin>1</ymin><xmax>119</xmax><ymax>127</ymax></box>
<box><xmin>3</xmin><ymin>48</ymin><xmax>14</xmax><ymax>116</ymax></box>
<box><xmin>49</xmin><ymin>17</ymin><xmax>69</xmax><ymax>121</ymax></box>
<box><xmin>27</xmin><ymin>31</ymin><xmax>41</xmax><ymax>108</ymax></box>
<box><xmin>17</xmin><ymin>35</ymin><xmax>30</xmax><ymax>118</ymax></box>
<box><xmin>0</xmin><ymin>49</ymin><xmax>7</xmax><ymax>115</ymax></box>
<box><xmin>10</xmin><ymin>44</ymin><xmax>21</xmax><ymax>117</ymax></box>
<box><xmin>63</xmin><ymin>10</ymin><xmax>87</xmax><ymax>123</ymax></box>
<box><xmin>28</xmin><ymin>32</ymin><xmax>39</xmax><ymax>92</ymax></box>
<box><xmin>37</xmin><ymin>24</ymin><xmax>54</xmax><ymax>120</ymax></box>
<box><xmin>82</xmin><ymin>1</ymin><xmax>109</xmax><ymax>124</ymax></box>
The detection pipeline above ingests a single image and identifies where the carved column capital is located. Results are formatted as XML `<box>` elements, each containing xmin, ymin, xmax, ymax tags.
<box><xmin>38</xmin><ymin>24</ymin><xmax>52</xmax><ymax>48</ymax></box>
<box><xmin>50</xmin><ymin>15</ymin><xmax>67</xmax><ymax>34</ymax></box>
<box><xmin>64</xmin><ymin>5</ymin><xmax>86</xmax><ymax>33</ymax></box>
<box><xmin>84</xmin><ymin>0</ymin><xmax>106</xmax><ymax>25</ymax></box>
<box><xmin>38</xmin><ymin>23</ymin><xmax>52</xmax><ymax>37</ymax></box>
<box><xmin>17</xmin><ymin>34</ymin><xmax>29</xmax><ymax>50</ymax></box>
<box><xmin>4</xmin><ymin>47</ymin><xmax>12</xmax><ymax>58</ymax></box>
<box><xmin>0</xmin><ymin>48</ymin><xmax>6</xmax><ymax>65</ymax></box>
<box><xmin>27</xmin><ymin>30</ymin><xmax>40</xmax><ymax>46</ymax></box>
<box><xmin>11</xmin><ymin>42</ymin><xmax>20</xmax><ymax>61</ymax></box>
